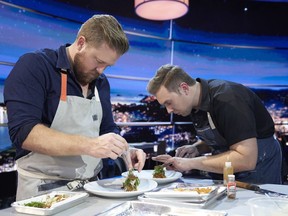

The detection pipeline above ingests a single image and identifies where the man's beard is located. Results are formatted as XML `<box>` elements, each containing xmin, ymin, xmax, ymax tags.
<box><xmin>73</xmin><ymin>53</ymin><xmax>100</xmax><ymax>86</ymax></box>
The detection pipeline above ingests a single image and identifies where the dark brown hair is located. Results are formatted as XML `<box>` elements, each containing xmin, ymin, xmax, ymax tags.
<box><xmin>147</xmin><ymin>64</ymin><xmax>196</xmax><ymax>95</ymax></box>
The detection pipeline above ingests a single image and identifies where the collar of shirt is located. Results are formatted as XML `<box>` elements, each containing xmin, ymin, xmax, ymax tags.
<box><xmin>195</xmin><ymin>78</ymin><xmax>210</xmax><ymax>112</ymax></box>
<box><xmin>56</xmin><ymin>44</ymin><xmax>71</xmax><ymax>71</ymax></box>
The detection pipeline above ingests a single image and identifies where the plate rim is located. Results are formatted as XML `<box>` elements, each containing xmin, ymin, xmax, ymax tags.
<box><xmin>84</xmin><ymin>178</ymin><xmax>158</xmax><ymax>198</ymax></box>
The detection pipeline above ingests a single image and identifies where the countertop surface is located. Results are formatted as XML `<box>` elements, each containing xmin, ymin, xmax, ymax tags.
<box><xmin>1</xmin><ymin>177</ymin><xmax>288</xmax><ymax>216</ymax></box>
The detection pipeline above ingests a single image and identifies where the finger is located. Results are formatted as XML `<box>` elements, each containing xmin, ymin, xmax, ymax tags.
<box><xmin>153</xmin><ymin>154</ymin><xmax>171</xmax><ymax>160</ymax></box>
<box><xmin>183</xmin><ymin>152</ymin><xmax>191</xmax><ymax>158</ymax></box>
<box><xmin>175</xmin><ymin>148</ymin><xmax>180</xmax><ymax>157</ymax></box>
<box><xmin>178</xmin><ymin>149</ymin><xmax>189</xmax><ymax>158</ymax></box>
<box><xmin>151</xmin><ymin>157</ymin><xmax>167</xmax><ymax>163</ymax></box>
<box><xmin>111</xmin><ymin>139</ymin><xmax>129</xmax><ymax>156</ymax></box>
<box><xmin>109</xmin><ymin>152</ymin><xmax>119</xmax><ymax>160</ymax></box>
<box><xmin>135</xmin><ymin>157</ymin><xmax>145</xmax><ymax>172</ymax></box>
<box><xmin>175</xmin><ymin>149</ymin><xmax>180</xmax><ymax>157</ymax></box>
<box><xmin>135</xmin><ymin>150</ymin><xmax>146</xmax><ymax>172</ymax></box>
<box><xmin>166</xmin><ymin>166</ymin><xmax>175</xmax><ymax>170</ymax></box>
<box><xmin>114</xmin><ymin>134</ymin><xmax>129</xmax><ymax>149</ymax></box>
<box><xmin>164</xmin><ymin>163</ymin><xmax>175</xmax><ymax>170</ymax></box>
<box><xmin>151</xmin><ymin>157</ymin><xmax>164</xmax><ymax>162</ymax></box>
<box><xmin>122</xmin><ymin>150</ymin><xmax>133</xmax><ymax>170</ymax></box>
<box><xmin>176</xmin><ymin>149</ymin><xmax>186</xmax><ymax>158</ymax></box>
<box><xmin>111</xmin><ymin>144</ymin><xmax>124</xmax><ymax>157</ymax></box>
<box><xmin>175</xmin><ymin>146</ymin><xmax>185</xmax><ymax>157</ymax></box>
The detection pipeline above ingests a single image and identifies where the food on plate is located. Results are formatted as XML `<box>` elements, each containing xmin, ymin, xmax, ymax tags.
<box><xmin>174</xmin><ymin>187</ymin><xmax>213</xmax><ymax>194</ymax></box>
<box><xmin>122</xmin><ymin>169</ymin><xmax>140</xmax><ymax>192</ymax></box>
<box><xmin>153</xmin><ymin>165</ymin><xmax>166</xmax><ymax>178</ymax></box>
<box><xmin>24</xmin><ymin>194</ymin><xmax>69</xmax><ymax>208</ymax></box>
<box><xmin>24</xmin><ymin>201</ymin><xmax>46</xmax><ymax>208</ymax></box>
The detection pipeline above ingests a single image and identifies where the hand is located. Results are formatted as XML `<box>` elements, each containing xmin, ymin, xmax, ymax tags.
<box><xmin>152</xmin><ymin>154</ymin><xmax>192</xmax><ymax>172</ymax></box>
<box><xmin>88</xmin><ymin>133</ymin><xmax>129</xmax><ymax>159</ymax></box>
<box><xmin>123</xmin><ymin>148</ymin><xmax>146</xmax><ymax>172</ymax></box>
<box><xmin>175</xmin><ymin>145</ymin><xmax>199</xmax><ymax>158</ymax></box>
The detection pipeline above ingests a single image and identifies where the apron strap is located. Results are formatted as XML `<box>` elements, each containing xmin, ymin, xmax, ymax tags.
<box><xmin>60</xmin><ymin>69</ymin><xmax>68</xmax><ymax>101</ymax></box>
<box><xmin>207</xmin><ymin>112</ymin><xmax>216</xmax><ymax>129</ymax></box>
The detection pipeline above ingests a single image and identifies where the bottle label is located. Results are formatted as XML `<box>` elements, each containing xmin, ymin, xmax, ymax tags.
<box><xmin>227</xmin><ymin>183</ymin><xmax>236</xmax><ymax>199</ymax></box>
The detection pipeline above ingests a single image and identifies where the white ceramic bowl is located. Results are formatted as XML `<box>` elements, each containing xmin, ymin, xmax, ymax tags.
<box><xmin>248</xmin><ymin>197</ymin><xmax>288</xmax><ymax>216</ymax></box>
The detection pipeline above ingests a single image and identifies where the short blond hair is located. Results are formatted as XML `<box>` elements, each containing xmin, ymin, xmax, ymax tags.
<box><xmin>77</xmin><ymin>14</ymin><xmax>129</xmax><ymax>55</ymax></box>
<box><xmin>147</xmin><ymin>64</ymin><xmax>196</xmax><ymax>95</ymax></box>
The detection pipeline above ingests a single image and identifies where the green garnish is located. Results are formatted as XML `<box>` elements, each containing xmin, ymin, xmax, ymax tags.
<box><xmin>23</xmin><ymin>194</ymin><xmax>69</xmax><ymax>208</ymax></box>
<box><xmin>153</xmin><ymin>165</ymin><xmax>166</xmax><ymax>178</ymax></box>
<box><xmin>123</xmin><ymin>169</ymin><xmax>140</xmax><ymax>191</ymax></box>
<box><xmin>24</xmin><ymin>201</ymin><xmax>46</xmax><ymax>208</ymax></box>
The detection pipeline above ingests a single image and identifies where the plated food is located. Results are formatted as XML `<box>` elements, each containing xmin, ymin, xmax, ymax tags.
<box><xmin>24</xmin><ymin>194</ymin><xmax>69</xmax><ymax>208</ymax></box>
<box><xmin>153</xmin><ymin>165</ymin><xmax>166</xmax><ymax>178</ymax></box>
<box><xmin>122</xmin><ymin>169</ymin><xmax>140</xmax><ymax>191</ymax></box>
<box><xmin>122</xmin><ymin>169</ymin><xmax>182</xmax><ymax>184</ymax></box>
<box><xmin>174</xmin><ymin>186</ymin><xmax>213</xmax><ymax>194</ymax></box>
<box><xmin>144</xmin><ymin>183</ymin><xmax>220</xmax><ymax>199</ymax></box>
<box><xmin>11</xmin><ymin>191</ymin><xmax>88</xmax><ymax>215</ymax></box>
<box><xmin>83</xmin><ymin>178</ymin><xmax>157</xmax><ymax>198</ymax></box>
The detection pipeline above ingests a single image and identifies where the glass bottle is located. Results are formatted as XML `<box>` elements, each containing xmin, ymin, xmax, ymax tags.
<box><xmin>227</xmin><ymin>174</ymin><xmax>236</xmax><ymax>199</ymax></box>
<box><xmin>223</xmin><ymin>161</ymin><xmax>233</xmax><ymax>186</ymax></box>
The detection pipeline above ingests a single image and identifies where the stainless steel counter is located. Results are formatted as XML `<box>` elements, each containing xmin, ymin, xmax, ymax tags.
<box><xmin>1</xmin><ymin>178</ymin><xmax>287</xmax><ymax>216</ymax></box>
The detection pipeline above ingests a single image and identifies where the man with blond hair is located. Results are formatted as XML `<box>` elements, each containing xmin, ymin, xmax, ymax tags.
<box><xmin>5</xmin><ymin>15</ymin><xmax>146</xmax><ymax>200</ymax></box>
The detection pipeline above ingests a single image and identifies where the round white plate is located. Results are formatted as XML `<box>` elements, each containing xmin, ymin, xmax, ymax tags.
<box><xmin>121</xmin><ymin>170</ymin><xmax>182</xmax><ymax>184</ymax></box>
<box><xmin>83</xmin><ymin>178</ymin><xmax>157</xmax><ymax>198</ymax></box>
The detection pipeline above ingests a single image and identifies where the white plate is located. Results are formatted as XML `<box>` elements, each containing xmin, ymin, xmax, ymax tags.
<box><xmin>121</xmin><ymin>170</ymin><xmax>182</xmax><ymax>184</ymax></box>
<box><xmin>11</xmin><ymin>191</ymin><xmax>88</xmax><ymax>215</ymax></box>
<box><xmin>144</xmin><ymin>183</ymin><xmax>219</xmax><ymax>199</ymax></box>
<box><xmin>83</xmin><ymin>177</ymin><xmax>157</xmax><ymax>198</ymax></box>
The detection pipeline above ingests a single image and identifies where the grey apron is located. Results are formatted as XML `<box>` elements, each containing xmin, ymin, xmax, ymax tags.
<box><xmin>191</xmin><ymin>110</ymin><xmax>282</xmax><ymax>184</ymax></box>
<box><xmin>16</xmin><ymin>70</ymin><xmax>103</xmax><ymax>200</ymax></box>
<box><xmin>192</xmin><ymin>111</ymin><xmax>228</xmax><ymax>154</ymax></box>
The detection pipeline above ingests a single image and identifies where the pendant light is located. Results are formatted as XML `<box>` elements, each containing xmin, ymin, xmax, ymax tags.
<box><xmin>135</xmin><ymin>0</ymin><xmax>189</xmax><ymax>21</ymax></box>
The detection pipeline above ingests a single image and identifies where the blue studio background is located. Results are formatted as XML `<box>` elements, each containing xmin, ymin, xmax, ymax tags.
<box><xmin>0</xmin><ymin>0</ymin><xmax>287</xmax><ymax>152</ymax></box>
<box><xmin>0</xmin><ymin>0</ymin><xmax>288</xmax><ymax>207</ymax></box>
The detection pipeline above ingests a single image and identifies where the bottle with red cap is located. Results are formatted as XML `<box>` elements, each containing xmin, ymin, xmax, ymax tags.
<box><xmin>227</xmin><ymin>174</ymin><xmax>236</xmax><ymax>199</ymax></box>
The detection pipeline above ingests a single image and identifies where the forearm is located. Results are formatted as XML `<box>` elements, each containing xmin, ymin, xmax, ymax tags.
<box><xmin>187</xmin><ymin>148</ymin><xmax>256</xmax><ymax>174</ymax></box>
<box><xmin>187</xmin><ymin>138</ymin><xmax>258</xmax><ymax>173</ymax></box>
<box><xmin>187</xmin><ymin>152</ymin><xmax>233</xmax><ymax>174</ymax></box>
<box><xmin>22</xmin><ymin>124</ymin><xmax>130</xmax><ymax>159</ymax></box>
<box><xmin>22</xmin><ymin>124</ymin><xmax>91</xmax><ymax>156</ymax></box>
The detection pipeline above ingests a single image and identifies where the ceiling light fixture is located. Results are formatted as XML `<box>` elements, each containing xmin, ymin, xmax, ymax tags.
<box><xmin>135</xmin><ymin>0</ymin><xmax>189</xmax><ymax>21</ymax></box>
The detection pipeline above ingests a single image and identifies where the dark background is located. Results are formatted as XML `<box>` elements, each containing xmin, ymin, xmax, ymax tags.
<box><xmin>56</xmin><ymin>0</ymin><xmax>288</xmax><ymax>36</ymax></box>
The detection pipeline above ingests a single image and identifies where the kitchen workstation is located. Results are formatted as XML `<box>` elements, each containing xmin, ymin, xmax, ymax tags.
<box><xmin>1</xmin><ymin>0</ymin><xmax>288</xmax><ymax>215</ymax></box>
<box><xmin>1</xmin><ymin>167</ymin><xmax>288</xmax><ymax>216</ymax></box>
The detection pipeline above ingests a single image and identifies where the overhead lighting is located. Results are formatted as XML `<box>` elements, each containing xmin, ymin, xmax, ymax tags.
<box><xmin>135</xmin><ymin>0</ymin><xmax>189</xmax><ymax>21</ymax></box>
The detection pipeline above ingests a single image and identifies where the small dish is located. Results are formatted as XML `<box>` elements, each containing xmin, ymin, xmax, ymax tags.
<box><xmin>11</xmin><ymin>191</ymin><xmax>89</xmax><ymax>215</ymax></box>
